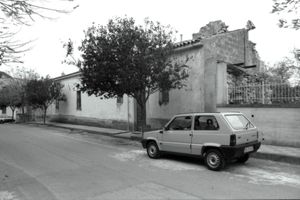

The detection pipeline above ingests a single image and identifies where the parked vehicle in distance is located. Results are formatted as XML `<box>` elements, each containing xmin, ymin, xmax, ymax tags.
<box><xmin>0</xmin><ymin>115</ymin><xmax>15</xmax><ymax>124</ymax></box>
<box><xmin>141</xmin><ymin>112</ymin><xmax>262</xmax><ymax>171</ymax></box>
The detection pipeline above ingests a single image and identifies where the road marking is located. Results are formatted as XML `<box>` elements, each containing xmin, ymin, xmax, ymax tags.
<box><xmin>111</xmin><ymin>150</ymin><xmax>145</xmax><ymax>161</ymax></box>
<box><xmin>231</xmin><ymin>166</ymin><xmax>300</xmax><ymax>188</ymax></box>
<box><xmin>147</xmin><ymin>160</ymin><xmax>203</xmax><ymax>171</ymax></box>
<box><xmin>112</xmin><ymin>150</ymin><xmax>204</xmax><ymax>171</ymax></box>
<box><xmin>0</xmin><ymin>191</ymin><xmax>19</xmax><ymax>200</ymax></box>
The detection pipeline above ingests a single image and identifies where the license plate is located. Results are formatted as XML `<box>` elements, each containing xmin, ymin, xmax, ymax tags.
<box><xmin>244</xmin><ymin>146</ymin><xmax>254</xmax><ymax>153</ymax></box>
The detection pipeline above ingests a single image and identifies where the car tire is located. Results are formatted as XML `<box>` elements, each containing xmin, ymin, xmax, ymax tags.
<box><xmin>204</xmin><ymin>149</ymin><xmax>225</xmax><ymax>171</ymax></box>
<box><xmin>237</xmin><ymin>154</ymin><xmax>250</xmax><ymax>163</ymax></box>
<box><xmin>147</xmin><ymin>141</ymin><xmax>160</xmax><ymax>159</ymax></box>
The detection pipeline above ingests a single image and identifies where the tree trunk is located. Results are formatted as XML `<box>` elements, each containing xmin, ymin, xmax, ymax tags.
<box><xmin>43</xmin><ymin>106</ymin><xmax>47</xmax><ymax>124</ymax></box>
<box><xmin>135</xmin><ymin>90</ymin><xmax>148</xmax><ymax>138</ymax></box>
<box><xmin>11</xmin><ymin>107</ymin><xmax>15</xmax><ymax>120</ymax></box>
<box><xmin>138</xmin><ymin>90</ymin><xmax>147</xmax><ymax>138</ymax></box>
<box><xmin>140</xmin><ymin>102</ymin><xmax>146</xmax><ymax>138</ymax></box>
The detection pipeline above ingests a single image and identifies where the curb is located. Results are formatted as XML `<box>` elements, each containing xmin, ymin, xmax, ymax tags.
<box><xmin>27</xmin><ymin>122</ymin><xmax>131</xmax><ymax>138</ymax></box>
<box><xmin>252</xmin><ymin>152</ymin><xmax>300</xmax><ymax>165</ymax></box>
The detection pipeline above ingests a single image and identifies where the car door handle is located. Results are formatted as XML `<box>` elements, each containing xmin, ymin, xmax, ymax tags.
<box><xmin>189</xmin><ymin>133</ymin><xmax>193</xmax><ymax>136</ymax></box>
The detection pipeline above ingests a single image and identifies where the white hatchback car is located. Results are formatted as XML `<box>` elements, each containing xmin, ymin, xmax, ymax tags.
<box><xmin>141</xmin><ymin>112</ymin><xmax>262</xmax><ymax>171</ymax></box>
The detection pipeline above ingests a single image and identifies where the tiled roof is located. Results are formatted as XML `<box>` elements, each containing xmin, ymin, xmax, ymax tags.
<box><xmin>53</xmin><ymin>71</ymin><xmax>81</xmax><ymax>81</ymax></box>
<box><xmin>173</xmin><ymin>39</ymin><xmax>202</xmax><ymax>49</ymax></box>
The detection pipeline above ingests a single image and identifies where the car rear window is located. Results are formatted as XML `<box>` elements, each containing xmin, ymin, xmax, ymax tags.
<box><xmin>194</xmin><ymin>116</ymin><xmax>219</xmax><ymax>130</ymax></box>
<box><xmin>225</xmin><ymin>114</ymin><xmax>254</xmax><ymax>130</ymax></box>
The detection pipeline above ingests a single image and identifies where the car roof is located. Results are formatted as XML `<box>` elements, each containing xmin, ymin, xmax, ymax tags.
<box><xmin>174</xmin><ymin>112</ymin><xmax>242</xmax><ymax>117</ymax></box>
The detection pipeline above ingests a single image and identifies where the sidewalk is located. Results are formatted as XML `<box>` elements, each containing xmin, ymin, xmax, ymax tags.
<box><xmin>29</xmin><ymin>122</ymin><xmax>300</xmax><ymax>165</ymax></box>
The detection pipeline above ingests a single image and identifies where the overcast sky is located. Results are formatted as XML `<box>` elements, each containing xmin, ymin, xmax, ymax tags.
<box><xmin>4</xmin><ymin>0</ymin><xmax>300</xmax><ymax>78</ymax></box>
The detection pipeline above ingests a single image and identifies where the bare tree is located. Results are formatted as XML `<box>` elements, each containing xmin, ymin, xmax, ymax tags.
<box><xmin>0</xmin><ymin>79</ymin><xmax>23</xmax><ymax>119</ymax></box>
<box><xmin>272</xmin><ymin>0</ymin><xmax>300</xmax><ymax>29</ymax></box>
<box><xmin>6</xmin><ymin>66</ymin><xmax>40</xmax><ymax>113</ymax></box>
<box><xmin>0</xmin><ymin>0</ymin><xmax>78</xmax><ymax>66</ymax></box>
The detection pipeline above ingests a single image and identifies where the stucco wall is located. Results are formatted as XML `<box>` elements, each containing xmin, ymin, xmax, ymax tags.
<box><xmin>146</xmin><ymin>46</ymin><xmax>205</xmax><ymax>129</ymax></box>
<box><xmin>48</xmin><ymin>75</ymin><xmax>135</xmax><ymax>130</ymax></box>
<box><xmin>217</xmin><ymin>107</ymin><xmax>300</xmax><ymax>147</ymax></box>
<box><xmin>0</xmin><ymin>107</ymin><xmax>14</xmax><ymax>119</ymax></box>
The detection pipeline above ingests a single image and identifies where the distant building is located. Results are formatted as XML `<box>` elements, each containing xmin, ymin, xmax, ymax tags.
<box><xmin>0</xmin><ymin>71</ymin><xmax>13</xmax><ymax>116</ymax></box>
<box><xmin>48</xmin><ymin>21</ymin><xmax>260</xmax><ymax>131</ymax></box>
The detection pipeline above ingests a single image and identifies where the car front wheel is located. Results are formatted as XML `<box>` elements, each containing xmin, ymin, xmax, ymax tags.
<box><xmin>147</xmin><ymin>142</ymin><xmax>160</xmax><ymax>159</ymax></box>
<box><xmin>204</xmin><ymin>149</ymin><xmax>225</xmax><ymax>171</ymax></box>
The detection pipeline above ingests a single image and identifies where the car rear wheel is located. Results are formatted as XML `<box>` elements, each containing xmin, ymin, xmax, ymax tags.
<box><xmin>237</xmin><ymin>154</ymin><xmax>249</xmax><ymax>163</ymax></box>
<box><xmin>147</xmin><ymin>142</ymin><xmax>160</xmax><ymax>159</ymax></box>
<box><xmin>204</xmin><ymin>149</ymin><xmax>225</xmax><ymax>171</ymax></box>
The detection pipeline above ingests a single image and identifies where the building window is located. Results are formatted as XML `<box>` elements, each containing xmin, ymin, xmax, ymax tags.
<box><xmin>117</xmin><ymin>95</ymin><xmax>123</xmax><ymax>104</ymax></box>
<box><xmin>1</xmin><ymin>106</ymin><xmax>6</xmax><ymax>114</ymax></box>
<box><xmin>159</xmin><ymin>90</ymin><xmax>169</xmax><ymax>105</ymax></box>
<box><xmin>55</xmin><ymin>100</ymin><xmax>59</xmax><ymax>110</ymax></box>
<box><xmin>76</xmin><ymin>91</ymin><xmax>81</xmax><ymax>110</ymax></box>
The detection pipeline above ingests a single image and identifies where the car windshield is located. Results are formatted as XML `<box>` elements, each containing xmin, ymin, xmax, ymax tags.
<box><xmin>225</xmin><ymin>114</ymin><xmax>254</xmax><ymax>130</ymax></box>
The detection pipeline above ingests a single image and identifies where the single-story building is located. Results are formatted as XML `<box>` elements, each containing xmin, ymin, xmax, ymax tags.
<box><xmin>48</xmin><ymin>21</ymin><xmax>259</xmax><ymax>131</ymax></box>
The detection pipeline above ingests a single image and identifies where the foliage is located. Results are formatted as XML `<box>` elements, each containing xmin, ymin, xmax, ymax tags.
<box><xmin>272</xmin><ymin>0</ymin><xmax>300</xmax><ymax>30</ymax></box>
<box><xmin>66</xmin><ymin>17</ymin><xmax>189</xmax><ymax>131</ymax></box>
<box><xmin>7</xmin><ymin>66</ymin><xmax>39</xmax><ymax>80</ymax></box>
<box><xmin>229</xmin><ymin>57</ymin><xmax>299</xmax><ymax>86</ymax></box>
<box><xmin>0</xmin><ymin>79</ymin><xmax>23</xmax><ymax>119</ymax></box>
<box><xmin>0</xmin><ymin>0</ymin><xmax>78</xmax><ymax>66</ymax></box>
<box><xmin>7</xmin><ymin>66</ymin><xmax>40</xmax><ymax>113</ymax></box>
<box><xmin>26</xmin><ymin>77</ymin><xmax>65</xmax><ymax>123</ymax></box>
<box><xmin>228</xmin><ymin>57</ymin><xmax>300</xmax><ymax>105</ymax></box>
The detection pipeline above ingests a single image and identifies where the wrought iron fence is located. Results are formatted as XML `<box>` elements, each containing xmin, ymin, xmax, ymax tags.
<box><xmin>228</xmin><ymin>82</ymin><xmax>300</xmax><ymax>105</ymax></box>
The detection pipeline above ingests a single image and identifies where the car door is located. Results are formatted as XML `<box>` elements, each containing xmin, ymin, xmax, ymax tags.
<box><xmin>161</xmin><ymin>115</ymin><xmax>193</xmax><ymax>154</ymax></box>
<box><xmin>191</xmin><ymin>115</ymin><xmax>223</xmax><ymax>155</ymax></box>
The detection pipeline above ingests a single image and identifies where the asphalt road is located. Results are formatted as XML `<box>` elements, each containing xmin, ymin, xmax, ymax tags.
<box><xmin>0</xmin><ymin>124</ymin><xmax>300</xmax><ymax>200</ymax></box>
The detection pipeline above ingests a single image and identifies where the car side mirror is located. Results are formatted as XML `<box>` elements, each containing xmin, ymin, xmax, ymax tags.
<box><xmin>160</xmin><ymin>126</ymin><xmax>167</xmax><ymax>133</ymax></box>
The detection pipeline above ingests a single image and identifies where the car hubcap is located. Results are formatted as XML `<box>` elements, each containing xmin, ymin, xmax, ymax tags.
<box><xmin>207</xmin><ymin>153</ymin><xmax>220</xmax><ymax>168</ymax></box>
<box><xmin>149</xmin><ymin>145</ymin><xmax>156</xmax><ymax>156</ymax></box>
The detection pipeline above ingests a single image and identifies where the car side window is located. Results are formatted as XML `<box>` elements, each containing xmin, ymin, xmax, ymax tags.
<box><xmin>194</xmin><ymin>116</ymin><xmax>219</xmax><ymax>131</ymax></box>
<box><xmin>167</xmin><ymin>116</ymin><xmax>192</xmax><ymax>131</ymax></box>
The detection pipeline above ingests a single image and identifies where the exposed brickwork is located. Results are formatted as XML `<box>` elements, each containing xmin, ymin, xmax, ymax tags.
<box><xmin>246</xmin><ymin>41</ymin><xmax>259</xmax><ymax>68</ymax></box>
<box><xmin>192</xmin><ymin>20</ymin><xmax>228</xmax><ymax>39</ymax></box>
<box><xmin>192</xmin><ymin>21</ymin><xmax>259</xmax><ymax>67</ymax></box>
<box><xmin>203</xmin><ymin>29</ymin><xmax>247</xmax><ymax>64</ymax></box>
